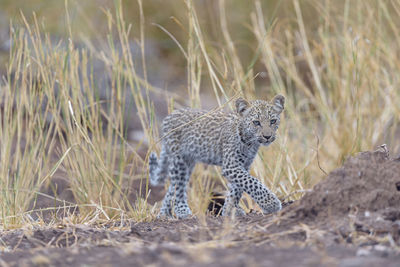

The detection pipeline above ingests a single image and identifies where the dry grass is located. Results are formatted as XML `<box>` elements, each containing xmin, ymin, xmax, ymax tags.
<box><xmin>0</xmin><ymin>0</ymin><xmax>399</xmax><ymax>228</ymax></box>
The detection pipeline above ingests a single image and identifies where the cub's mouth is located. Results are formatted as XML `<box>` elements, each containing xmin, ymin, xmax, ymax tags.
<box><xmin>258</xmin><ymin>136</ymin><xmax>276</xmax><ymax>145</ymax></box>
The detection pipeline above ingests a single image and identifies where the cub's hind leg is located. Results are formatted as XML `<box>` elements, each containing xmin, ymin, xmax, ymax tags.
<box><xmin>158</xmin><ymin>183</ymin><xmax>175</xmax><ymax>218</ymax></box>
<box><xmin>169</xmin><ymin>156</ymin><xmax>194</xmax><ymax>219</ymax></box>
<box><xmin>157</xmin><ymin>155</ymin><xmax>193</xmax><ymax>219</ymax></box>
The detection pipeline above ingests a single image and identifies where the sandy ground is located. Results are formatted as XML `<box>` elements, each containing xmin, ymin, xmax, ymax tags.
<box><xmin>0</xmin><ymin>148</ymin><xmax>399</xmax><ymax>266</ymax></box>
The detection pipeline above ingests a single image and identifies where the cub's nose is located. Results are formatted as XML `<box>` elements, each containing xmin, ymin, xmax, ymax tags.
<box><xmin>263</xmin><ymin>135</ymin><xmax>272</xmax><ymax>141</ymax></box>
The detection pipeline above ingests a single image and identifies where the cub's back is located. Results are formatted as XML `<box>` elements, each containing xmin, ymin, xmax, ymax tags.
<box><xmin>161</xmin><ymin>108</ymin><xmax>236</xmax><ymax>162</ymax></box>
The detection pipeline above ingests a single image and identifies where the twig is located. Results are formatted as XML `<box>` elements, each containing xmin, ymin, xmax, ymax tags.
<box><xmin>315</xmin><ymin>133</ymin><xmax>328</xmax><ymax>175</ymax></box>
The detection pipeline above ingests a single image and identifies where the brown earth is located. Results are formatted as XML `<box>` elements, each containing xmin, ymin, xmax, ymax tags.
<box><xmin>0</xmin><ymin>147</ymin><xmax>399</xmax><ymax>266</ymax></box>
<box><xmin>283</xmin><ymin>146</ymin><xmax>400</xmax><ymax>224</ymax></box>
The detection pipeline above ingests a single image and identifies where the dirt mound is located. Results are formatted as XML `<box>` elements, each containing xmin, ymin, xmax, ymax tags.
<box><xmin>284</xmin><ymin>147</ymin><xmax>400</xmax><ymax>223</ymax></box>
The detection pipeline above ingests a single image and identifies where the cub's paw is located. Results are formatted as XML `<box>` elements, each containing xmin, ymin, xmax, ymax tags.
<box><xmin>174</xmin><ymin>206</ymin><xmax>193</xmax><ymax>219</ymax></box>
<box><xmin>157</xmin><ymin>207</ymin><xmax>173</xmax><ymax>219</ymax></box>
<box><xmin>221</xmin><ymin>205</ymin><xmax>247</xmax><ymax>218</ymax></box>
<box><xmin>234</xmin><ymin>207</ymin><xmax>246</xmax><ymax>217</ymax></box>
<box><xmin>261</xmin><ymin>198</ymin><xmax>282</xmax><ymax>214</ymax></box>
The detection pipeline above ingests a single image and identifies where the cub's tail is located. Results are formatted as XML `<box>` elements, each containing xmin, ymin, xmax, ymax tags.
<box><xmin>149</xmin><ymin>147</ymin><xmax>169</xmax><ymax>186</ymax></box>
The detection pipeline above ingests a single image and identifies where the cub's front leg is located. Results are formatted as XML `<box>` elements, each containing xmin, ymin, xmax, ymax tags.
<box><xmin>220</xmin><ymin>182</ymin><xmax>246</xmax><ymax>217</ymax></box>
<box><xmin>222</xmin><ymin>164</ymin><xmax>281</xmax><ymax>216</ymax></box>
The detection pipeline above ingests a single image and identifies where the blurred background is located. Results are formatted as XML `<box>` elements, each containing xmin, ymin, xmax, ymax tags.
<box><xmin>0</xmin><ymin>0</ymin><xmax>399</xmax><ymax>225</ymax></box>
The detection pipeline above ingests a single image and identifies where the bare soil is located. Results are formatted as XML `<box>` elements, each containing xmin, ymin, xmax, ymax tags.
<box><xmin>1</xmin><ymin>148</ymin><xmax>399</xmax><ymax>266</ymax></box>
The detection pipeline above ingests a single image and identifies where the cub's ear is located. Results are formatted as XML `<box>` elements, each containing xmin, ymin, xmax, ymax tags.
<box><xmin>235</xmin><ymin>97</ymin><xmax>250</xmax><ymax>116</ymax></box>
<box><xmin>272</xmin><ymin>94</ymin><xmax>285</xmax><ymax>114</ymax></box>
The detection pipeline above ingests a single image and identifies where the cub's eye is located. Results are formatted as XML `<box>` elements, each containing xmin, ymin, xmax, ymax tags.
<box><xmin>270</xmin><ymin>119</ymin><xmax>277</xmax><ymax>125</ymax></box>
<box><xmin>253</xmin><ymin>120</ymin><xmax>261</xmax><ymax>126</ymax></box>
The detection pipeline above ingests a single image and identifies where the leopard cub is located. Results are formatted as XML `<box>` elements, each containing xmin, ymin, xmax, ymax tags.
<box><xmin>149</xmin><ymin>95</ymin><xmax>285</xmax><ymax>218</ymax></box>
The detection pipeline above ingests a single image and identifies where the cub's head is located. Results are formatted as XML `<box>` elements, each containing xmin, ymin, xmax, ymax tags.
<box><xmin>235</xmin><ymin>95</ymin><xmax>285</xmax><ymax>146</ymax></box>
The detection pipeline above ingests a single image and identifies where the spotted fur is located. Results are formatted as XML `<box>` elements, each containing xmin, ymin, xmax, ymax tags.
<box><xmin>149</xmin><ymin>95</ymin><xmax>285</xmax><ymax>218</ymax></box>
